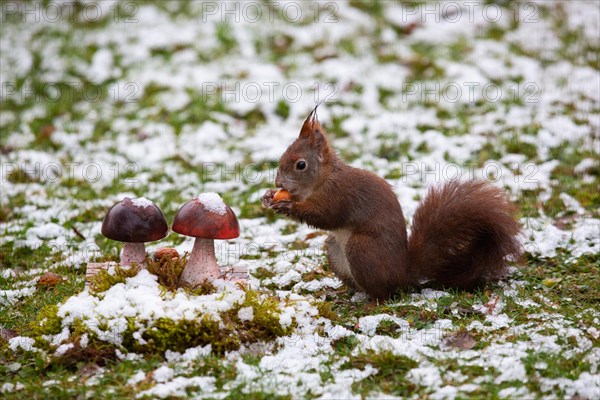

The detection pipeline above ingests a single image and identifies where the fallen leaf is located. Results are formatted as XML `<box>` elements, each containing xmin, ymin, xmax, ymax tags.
<box><xmin>543</xmin><ymin>278</ymin><xmax>562</xmax><ymax>288</ymax></box>
<box><xmin>553</xmin><ymin>214</ymin><xmax>578</xmax><ymax>230</ymax></box>
<box><xmin>444</xmin><ymin>331</ymin><xmax>477</xmax><ymax>350</ymax></box>
<box><xmin>0</xmin><ymin>327</ymin><xmax>17</xmax><ymax>341</ymax></box>
<box><xmin>79</xmin><ymin>363</ymin><xmax>102</xmax><ymax>380</ymax></box>
<box><xmin>39</xmin><ymin>124</ymin><xmax>55</xmax><ymax>139</ymax></box>
<box><xmin>37</xmin><ymin>272</ymin><xmax>62</xmax><ymax>287</ymax></box>
<box><xmin>305</xmin><ymin>231</ymin><xmax>326</xmax><ymax>240</ymax></box>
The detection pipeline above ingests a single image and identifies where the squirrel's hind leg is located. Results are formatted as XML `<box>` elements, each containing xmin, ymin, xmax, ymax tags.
<box><xmin>325</xmin><ymin>233</ymin><xmax>357</xmax><ymax>290</ymax></box>
<box><xmin>345</xmin><ymin>233</ymin><xmax>410</xmax><ymax>300</ymax></box>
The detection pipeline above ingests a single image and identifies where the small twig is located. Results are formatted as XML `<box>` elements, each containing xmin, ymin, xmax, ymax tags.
<box><xmin>71</xmin><ymin>225</ymin><xmax>86</xmax><ymax>240</ymax></box>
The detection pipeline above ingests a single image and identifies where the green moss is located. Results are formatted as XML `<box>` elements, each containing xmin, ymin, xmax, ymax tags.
<box><xmin>139</xmin><ymin>315</ymin><xmax>239</xmax><ymax>354</ymax></box>
<box><xmin>132</xmin><ymin>289</ymin><xmax>293</xmax><ymax>354</ymax></box>
<box><xmin>146</xmin><ymin>254</ymin><xmax>187</xmax><ymax>292</ymax></box>
<box><xmin>29</xmin><ymin>304</ymin><xmax>62</xmax><ymax>337</ymax></box>
<box><xmin>89</xmin><ymin>265</ymin><xmax>140</xmax><ymax>293</ymax></box>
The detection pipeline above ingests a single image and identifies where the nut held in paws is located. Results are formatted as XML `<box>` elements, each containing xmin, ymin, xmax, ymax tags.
<box><xmin>273</xmin><ymin>189</ymin><xmax>291</xmax><ymax>202</ymax></box>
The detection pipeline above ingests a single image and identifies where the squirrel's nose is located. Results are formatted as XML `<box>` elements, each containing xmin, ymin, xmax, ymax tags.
<box><xmin>275</xmin><ymin>172</ymin><xmax>282</xmax><ymax>188</ymax></box>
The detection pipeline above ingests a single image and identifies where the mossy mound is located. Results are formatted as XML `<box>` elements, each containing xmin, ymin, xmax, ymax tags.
<box><xmin>29</xmin><ymin>269</ymin><xmax>297</xmax><ymax>359</ymax></box>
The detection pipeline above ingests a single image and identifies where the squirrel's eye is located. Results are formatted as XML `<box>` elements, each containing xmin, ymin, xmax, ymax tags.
<box><xmin>296</xmin><ymin>160</ymin><xmax>306</xmax><ymax>170</ymax></box>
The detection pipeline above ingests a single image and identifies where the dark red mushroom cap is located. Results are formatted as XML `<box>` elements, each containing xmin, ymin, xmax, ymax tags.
<box><xmin>101</xmin><ymin>197</ymin><xmax>168</xmax><ymax>243</ymax></box>
<box><xmin>172</xmin><ymin>193</ymin><xmax>240</xmax><ymax>240</ymax></box>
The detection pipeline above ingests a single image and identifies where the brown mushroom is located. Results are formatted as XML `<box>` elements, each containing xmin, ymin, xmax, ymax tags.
<box><xmin>101</xmin><ymin>197</ymin><xmax>168</xmax><ymax>266</ymax></box>
<box><xmin>172</xmin><ymin>193</ymin><xmax>239</xmax><ymax>287</ymax></box>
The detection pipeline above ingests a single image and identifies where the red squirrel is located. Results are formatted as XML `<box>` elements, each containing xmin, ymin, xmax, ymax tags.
<box><xmin>262</xmin><ymin>108</ymin><xmax>522</xmax><ymax>300</ymax></box>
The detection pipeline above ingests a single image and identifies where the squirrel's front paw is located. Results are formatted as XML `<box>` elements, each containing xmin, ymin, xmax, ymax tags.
<box><xmin>261</xmin><ymin>189</ymin><xmax>277</xmax><ymax>208</ymax></box>
<box><xmin>271</xmin><ymin>200</ymin><xmax>292</xmax><ymax>215</ymax></box>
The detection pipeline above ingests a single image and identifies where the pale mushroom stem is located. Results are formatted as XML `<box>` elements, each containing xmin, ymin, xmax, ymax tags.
<box><xmin>121</xmin><ymin>243</ymin><xmax>146</xmax><ymax>267</ymax></box>
<box><xmin>179</xmin><ymin>238</ymin><xmax>220</xmax><ymax>286</ymax></box>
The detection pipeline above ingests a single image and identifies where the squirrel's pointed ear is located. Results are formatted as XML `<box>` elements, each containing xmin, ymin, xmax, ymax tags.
<box><xmin>298</xmin><ymin>105</ymin><xmax>330</xmax><ymax>159</ymax></box>
<box><xmin>298</xmin><ymin>107</ymin><xmax>320</xmax><ymax>139</ymax></box>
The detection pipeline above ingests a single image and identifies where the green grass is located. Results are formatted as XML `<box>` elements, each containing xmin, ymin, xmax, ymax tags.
<box><xmin>346</xmin><ymin>350</ymin><xmax>418</xmax><ymax>397</ymax></box>
<box><xmin>1</xmin><ymin>1</ymin><xmax>599</xmax><ymax>398</ymax></box>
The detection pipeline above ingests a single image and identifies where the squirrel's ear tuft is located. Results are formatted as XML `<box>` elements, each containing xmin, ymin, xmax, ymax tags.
<box><xmin>298</xmin><ymin>105</ymin><xmax>322</xmax><ymax>139</ymax></box>
<box><xmin>298</xmin><ymin>105</ymin><xmax>330</xmax><ymax>159</ymax></box>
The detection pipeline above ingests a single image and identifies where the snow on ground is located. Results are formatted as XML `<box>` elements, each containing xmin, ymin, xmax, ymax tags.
<box><xmin>1</xmin><ymin>1</ymin><xmax>599</xmax><ymax>399</ymax></box>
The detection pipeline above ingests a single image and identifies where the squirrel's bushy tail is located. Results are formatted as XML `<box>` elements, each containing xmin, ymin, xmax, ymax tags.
<box><xmin>408</xmin><ymin>180</ymin><xmax>522</xmax><ymax>288</ymax></box>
